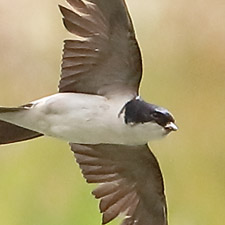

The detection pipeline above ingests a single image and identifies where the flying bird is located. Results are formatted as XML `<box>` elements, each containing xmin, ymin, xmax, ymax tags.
<box><xmin>0</xmin><ymin>0</ymin><xmax>177</xmax><ymax>225</ymax></box>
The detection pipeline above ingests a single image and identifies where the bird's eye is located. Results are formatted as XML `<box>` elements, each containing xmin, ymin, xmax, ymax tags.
<box><xmin>152</xmin><ymin>112</ymin><xmax>159</xmax><ymax>118</ymax></box>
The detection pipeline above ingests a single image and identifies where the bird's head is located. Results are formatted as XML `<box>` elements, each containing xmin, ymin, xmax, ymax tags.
<box><xmin>123</xmin><ymin>97</ymin><xmax>177</xmax><ymax>140</ymax></box>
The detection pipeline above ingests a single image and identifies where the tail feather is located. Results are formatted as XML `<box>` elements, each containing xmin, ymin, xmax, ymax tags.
<box><xmin>0</xmin><ymin>105</ymin><xmax>31</xmax><ymax>113</ymax></box>
<box><xmin>0</xmin><ymin>120</ymin><xmax>43</xmax><ymax>145</ymax></box>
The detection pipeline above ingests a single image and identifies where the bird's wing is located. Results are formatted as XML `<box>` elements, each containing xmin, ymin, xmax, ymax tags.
<box><xmin>59</xmin><ymin>0</ymin><xmax>142</xmax><ymax>97</ymax></box>
<box><xmin>70</xmin><ymin>143</ymin><xmax>168</xmax><ymax>225</ymax></box>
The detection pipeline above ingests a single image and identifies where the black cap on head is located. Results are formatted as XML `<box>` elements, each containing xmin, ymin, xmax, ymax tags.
<box><xmin>123</xmin><ymin>98</ymin><xmax>176</xmax><ymax>129</ymax></box>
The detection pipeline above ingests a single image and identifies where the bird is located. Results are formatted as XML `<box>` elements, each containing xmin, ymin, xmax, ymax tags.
<box><xmin>0</xmin><ymin>0</ymin><xmax>178</xmax><ymax>225</ymax></box>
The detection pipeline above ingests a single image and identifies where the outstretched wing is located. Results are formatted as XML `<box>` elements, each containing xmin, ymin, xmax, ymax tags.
<box><xmin>70</xmin><ymin>143</ymin><xmax>168</xmax><ymax>225</ymax></box>
<box><xmin>59</xmin><ymin>0</ymin><xmax>142</xmax><ymax>96</ymax></box>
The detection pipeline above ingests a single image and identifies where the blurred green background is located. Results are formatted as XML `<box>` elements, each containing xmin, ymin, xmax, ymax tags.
<box><xmin>0</xmin><ymin>0</ymin><xmax>225</xmax><ymax>225</ymax></box>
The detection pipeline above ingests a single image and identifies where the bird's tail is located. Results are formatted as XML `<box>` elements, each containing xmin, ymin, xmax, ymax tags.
<box><xmin>0</xmin><ymin>106</ymin><xmax>43</xmax><ymax>145</ymax></box>
<box><xmin>0</xmin><ymin>120</ymin><xmax>43</xmax><ymax>145</ymax></box>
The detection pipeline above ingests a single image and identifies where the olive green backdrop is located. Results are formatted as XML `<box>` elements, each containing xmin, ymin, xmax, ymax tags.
<box><xmin>0</xmin><ymin>0</ymin><xmax>224</xmax><ymax>225</ymax></box>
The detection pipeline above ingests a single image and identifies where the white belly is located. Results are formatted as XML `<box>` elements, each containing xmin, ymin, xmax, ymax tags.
<box><xmin>0</xmin><ymin>93</ymin><xmax>165</xmax><ymax>145</ymax></box>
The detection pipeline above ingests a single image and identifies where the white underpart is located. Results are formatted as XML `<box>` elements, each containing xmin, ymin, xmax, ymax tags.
<box><xmin>0</xmin><ymin>93</ymin><xmax>167</xmax><ymax>145</ymax></box>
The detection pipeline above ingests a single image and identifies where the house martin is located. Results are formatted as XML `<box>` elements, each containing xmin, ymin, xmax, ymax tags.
<box><xmin>0</xmin><ymin>0</ymin><xmax>177</xmax><ymax>224</ymax></box>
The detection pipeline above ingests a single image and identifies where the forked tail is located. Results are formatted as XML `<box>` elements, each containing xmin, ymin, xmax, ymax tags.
<box><xmin>0</xmin><ymin>120</ymin><xmax>43</xmax><ymax>144</ymax></box>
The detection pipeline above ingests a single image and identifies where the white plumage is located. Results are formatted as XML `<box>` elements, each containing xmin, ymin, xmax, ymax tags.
<box><xmin>0</xmin><ymin>93</ymin><xmax>167</xmax><ymax>145</ymax></box>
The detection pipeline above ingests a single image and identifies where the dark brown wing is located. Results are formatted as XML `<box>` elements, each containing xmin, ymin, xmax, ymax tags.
<box><xmin>70</xmin><ymin>143</ymin><xmax>168</xmax><ymax>225</ymax></box>
<box><xmin>58</xmin><ymin>0</ymin><xmax>142</xmax><ymax>96</ymax></box>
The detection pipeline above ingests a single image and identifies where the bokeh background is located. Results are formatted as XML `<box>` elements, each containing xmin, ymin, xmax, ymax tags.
<box><xmin>0</xmin><ymin>0</ymin><xmax>225</xmax><ymax>224</ymax></box>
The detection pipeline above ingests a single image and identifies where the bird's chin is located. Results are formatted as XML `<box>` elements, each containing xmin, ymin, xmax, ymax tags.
<box><xmin>154</xmin><ymin>128</ymin><xmax>172</xmax><ymax>139</ymax></box>
<box><xmin>144</xmin><ymin>123</ymin><xmax>170</xmax><ymax>141</ymax></box>
<box><xmin>163</xmin><ymin>128</ymin><xmax>173</xmax><ymax>136</ymax></box>
<box><xmin>148</xmin><ymin>123</ymin><xmax>177</xmax><ymax>140</ymax></box>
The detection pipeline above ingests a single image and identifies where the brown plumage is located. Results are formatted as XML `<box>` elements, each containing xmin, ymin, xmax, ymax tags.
<box><xmin>59</xmin><ymin>0</ymin><xmax>142</xmax><ymax>96</ymax></box>
<box><xmin>71</xmin><ymin>144</ymin><xmax>167</xmax><ymax>225</ymax></box>
<box><xmin>0</xmin><ymin>121</ymin><xmax>42</xmax><ymax>144</ymax></box>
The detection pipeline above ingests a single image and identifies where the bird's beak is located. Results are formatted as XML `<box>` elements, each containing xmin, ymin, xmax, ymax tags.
<box><xmin>164</xmin><ymin>122</ymin><xmax>178</xmax><ymax>131</ymax></box>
